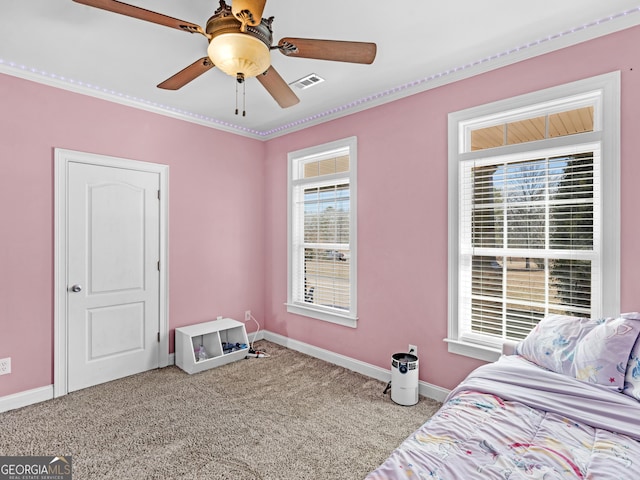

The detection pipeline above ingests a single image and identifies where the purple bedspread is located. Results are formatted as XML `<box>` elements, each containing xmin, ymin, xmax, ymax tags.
<box><xmin>367</xmin><ymin>355</ymin><xmax>640</xmax><ymax>479</ymax></box>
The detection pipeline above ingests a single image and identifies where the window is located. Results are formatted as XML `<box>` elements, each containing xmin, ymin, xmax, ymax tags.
<box><xmin>447</xmin><ymin>72</ymin><xmax>620</xmax><ymax>361</ymax></box>
<box><xmin>287</xmin><ymin>137</ymin><xmax>357</xmax><ymax>327</ymax></box>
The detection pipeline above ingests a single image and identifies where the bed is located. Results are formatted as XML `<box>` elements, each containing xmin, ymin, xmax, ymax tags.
<box><xmin>367</xmin><ymin>313</ymin><xmax>640</xmax><ymax>479</ymax></box>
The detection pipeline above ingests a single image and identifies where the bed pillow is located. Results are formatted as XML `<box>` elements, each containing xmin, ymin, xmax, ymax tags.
<box><xmin>623</xmin><ymin>313</ymin><xmax>640</xmax><ymax>400</ymax></box>
<box><xmin>515</xmin><ymin>314</ymin><xmax>595</xmax><ymax>376</ymax></box>
<box><xmin>516</xmin><ymin>313</ymin><xmax>640</xmax><ymax>390</ymax></box>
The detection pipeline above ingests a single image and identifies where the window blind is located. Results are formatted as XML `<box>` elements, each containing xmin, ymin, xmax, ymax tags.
<box><xmin>459</xmin><ymin>149</ymin><xmax>598</xmax><ymax>340</ymax></box>
<box><xmin>291</xmin><ymin>152</ymin><xmax>352</xmax><ymax>314</ymax></box>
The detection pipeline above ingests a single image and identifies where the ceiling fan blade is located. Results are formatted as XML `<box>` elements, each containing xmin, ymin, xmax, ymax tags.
<box><xmin>157</xmin><ymin>57</ymin><xmax>215</xmax><ymax>90</ymax></box>
<box><xmin>72</xmin><ymin>0</ymin><xmax>206</xmax><ymax>36</ymax></box>
<box><xmin>256</xmin><ymin>67</ymin><xmax>300</xmax><ymax>109</ymax></box>
<box><xmin>278</xmin><ymin>38</ymin><xmax>377</xmax><ymax>64</ymax></box>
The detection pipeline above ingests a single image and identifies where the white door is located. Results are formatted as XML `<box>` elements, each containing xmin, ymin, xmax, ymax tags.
<box><xmin>67</xmin><ymin>161</ymin><xmax>161</xmax><ymax>392</ymax></box>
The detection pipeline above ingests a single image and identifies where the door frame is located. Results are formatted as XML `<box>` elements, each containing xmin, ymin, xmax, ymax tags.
<box><xmin>54</xmin><ymin>148</ymin><xmax>169</xmax><ymax>398</ymax></box>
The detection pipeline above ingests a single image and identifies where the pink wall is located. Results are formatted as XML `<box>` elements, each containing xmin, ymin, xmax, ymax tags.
<box><xmin>263</xmin><ymin>25</ymin><xmax>640</xmax><ymax>390</ymax></box>
<box><xmin>0</xmin><ymin>76</ymin><xmax>265</xmax><ymax>397</ymax></box>
<box><xmin>1</xmin><ymin>25</ymin><xmax>639</xmax><ymax>400</ymax></box>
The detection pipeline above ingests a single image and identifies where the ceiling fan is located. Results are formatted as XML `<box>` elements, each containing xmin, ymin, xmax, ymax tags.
<box><xmin>72</xmin><ymin>0</ymin><xmax>377</xmax><ymax>112</ymax></box>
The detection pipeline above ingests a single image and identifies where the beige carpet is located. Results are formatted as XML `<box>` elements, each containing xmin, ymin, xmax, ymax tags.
<box><xmin>0</xmin><ymin>341</ymin><xmax>442</xmax><ymax>479</ymax></box>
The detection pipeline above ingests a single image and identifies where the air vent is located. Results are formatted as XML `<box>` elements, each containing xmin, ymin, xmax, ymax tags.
<box><xmin>289</xmin><ymin>73</ymin><xmax>325</xmax><ymax>90</ymax></box>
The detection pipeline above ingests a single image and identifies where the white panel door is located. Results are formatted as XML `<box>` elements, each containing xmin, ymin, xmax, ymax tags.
<box><xmin>67</xmin><ymin>161</ymin><xmax>160</xmax><ymax>392</ymax></box>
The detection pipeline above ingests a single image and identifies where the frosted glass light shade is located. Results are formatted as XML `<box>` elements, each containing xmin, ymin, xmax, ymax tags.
<box><xmin>207</xmin><ymin>33</ymin><xmax>271</xmax><ymax>78</ymax></box>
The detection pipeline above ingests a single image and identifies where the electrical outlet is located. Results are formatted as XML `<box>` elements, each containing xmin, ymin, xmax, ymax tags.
<box><xmin>245</xmin><ymin>310</ymin><xmax>251</xmax><ymax>321</ymax></box>
<box><xmin>408</xmin><ymin>345</ymin><xmax>418</xmax><ymax>356</ymax></box>
<box><xmin>0</xmin><ymin>357</ymin><xmax>11</xmax><ymax>375</ymax></box>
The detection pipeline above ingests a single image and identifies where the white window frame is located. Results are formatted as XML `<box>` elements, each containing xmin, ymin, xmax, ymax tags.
<box><xmin>286</xmin><ymin>136</ymin><xmax>358</xmax><ymax>328</ymax></box>
<box><xmin>447</xmin><ymin>72</ymin><xmax>620</xmax><ymax>362</ymax></box>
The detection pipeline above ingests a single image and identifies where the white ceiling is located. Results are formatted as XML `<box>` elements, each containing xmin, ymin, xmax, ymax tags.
<box><xmin>2</xmin><ymin>1</ymin><xmax>639</xmax><ymax>139</ymax></box>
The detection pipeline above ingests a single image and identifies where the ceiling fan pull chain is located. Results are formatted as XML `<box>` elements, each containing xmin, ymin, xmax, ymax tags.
<box><xmin>235</xmin><ymin>72</ymin><xmax>248</xmax><ymax>116</ymax></box>
<box><xmin>235</xmin><ymin>79</ymin><xmax>239</xmax><ymax>115</ymax></box>
<box><xmin>243</xmin><ymin>80</ymin><xmax>247</xmax><ymax>117</ymax></box>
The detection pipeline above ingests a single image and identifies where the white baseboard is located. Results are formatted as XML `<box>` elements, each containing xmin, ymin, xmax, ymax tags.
<box><xmin>262</xmin><ymin>331</ymin><xmax>450</xmax><ymax>402</ymax></box>
<box><xmin>0</xmin><ymin>330</ymin><xmax>449</xmax><ymax>413</ymax></box>
<box><xmin>0</xmin><ymin>385</ymin><xmax>53</xmax><ymax>413</ymax></box>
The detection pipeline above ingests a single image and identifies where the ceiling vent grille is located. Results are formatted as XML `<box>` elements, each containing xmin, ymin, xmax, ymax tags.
<box><xmin>290</xmin><ymin>74</ymin><xmax>325</xmax><ymax>90</ymax></box>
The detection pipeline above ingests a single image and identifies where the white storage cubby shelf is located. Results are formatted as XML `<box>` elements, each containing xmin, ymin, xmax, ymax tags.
<box><xmin>175</xmin><ymin>318</ymin><xmax>249</xmax><ymax>374</ymax></box>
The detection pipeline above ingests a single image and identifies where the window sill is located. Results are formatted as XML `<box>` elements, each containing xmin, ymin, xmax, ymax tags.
<box><xmin>443</xmin><ymin>338</ymin><xmax>501</xmax><ymax>363</ymax></box>
<box><xmin>285</xmin><ymin>303</ymin><xmax>357</xmax><ymax>328</ymax></box>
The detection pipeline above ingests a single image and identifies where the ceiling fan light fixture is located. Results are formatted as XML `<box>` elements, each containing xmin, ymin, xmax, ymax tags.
<box><xmin>207</xmin><ymin>33</ymin><xmax>271</xmax><ymax>78</ymax></box>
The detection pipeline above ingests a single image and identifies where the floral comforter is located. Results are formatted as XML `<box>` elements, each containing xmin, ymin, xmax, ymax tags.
<box><xmin>367</xmin><ymin>355</ymin><xmax>640</xmax><ymax>479</ymax></box>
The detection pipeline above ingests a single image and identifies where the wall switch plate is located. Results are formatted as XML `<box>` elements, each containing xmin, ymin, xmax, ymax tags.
<box><xmin>408</xmin><ymin>345</ymin><xmax>418</xmax><ymax>357</ymax></box>
<box><xmin>245</xmin><ymin>310</ymin><xmax>251</xmax><ymax>321</ymax></box>
<box><xmin>0</xmin><ymin>357</ymin><xmax>11</xmax><ymax>375</ymax></box>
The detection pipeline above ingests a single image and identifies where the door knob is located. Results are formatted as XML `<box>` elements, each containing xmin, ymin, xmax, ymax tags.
<box><xmin>71</xmin><ymin>284</ymin><xmax>82</xmax><ymax>293</ymax></box>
